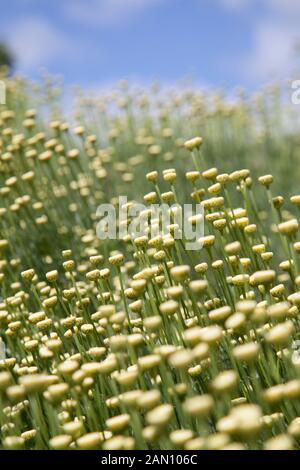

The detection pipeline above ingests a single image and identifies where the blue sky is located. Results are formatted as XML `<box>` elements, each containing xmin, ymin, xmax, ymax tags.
<box><xmin>1</xmin><ymin>0</ymin><xmax>299</xmax><ymax>91</ymax></box>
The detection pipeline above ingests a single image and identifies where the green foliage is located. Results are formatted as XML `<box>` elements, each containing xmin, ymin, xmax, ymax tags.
<box><xmin>1</xmin><ymin>77</ymin><xmax>300</xmax><ymax>450</ymax></box>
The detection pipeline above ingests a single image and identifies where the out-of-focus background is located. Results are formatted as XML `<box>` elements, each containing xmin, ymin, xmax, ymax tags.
<box><xmin>0</xmin><ymin>0</ymin><xmax>300</xmax><ymax>275</ymax></box>
<box><xmin>0</xmin><ymin>0</ymin><xmax>299</xmax><ymax>90</ymax></box>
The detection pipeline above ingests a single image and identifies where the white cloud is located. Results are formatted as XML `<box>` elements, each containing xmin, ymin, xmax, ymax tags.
<box><xmin>242</xmin><ymin>20</ymin><xmax>299</xmax><ymax>82</ymax></box>
<box><xmin>217</xmin><ymin>0</ymin><xmax>300</xmax><ymax>83</ymax></box>
<box><xmin>4</xmin><ymin>16</ymin><xmax>76</xmax><ymax>72</ymax></box>
<box><xmin>64</xmin><ymin>0</ymin><xmax>163</xmax><ymax>27</ymax></box>
<box><xmin>265</xmin><ymin>0</ymin><xmax>300</xmax><ymax>15</ymax></box>
<box><xmin>243</xmin><ymin>1</ymin><xmax>300</xmax><ymax>83</ymax></box>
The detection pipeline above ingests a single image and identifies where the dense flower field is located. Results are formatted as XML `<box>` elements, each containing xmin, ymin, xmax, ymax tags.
<box><xmin>1</xmin><ymin>74</ymin><xmax>300</xmax><ymax>450</ymax></box>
